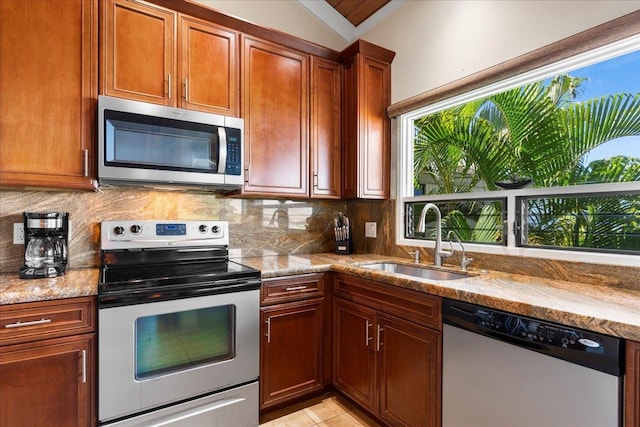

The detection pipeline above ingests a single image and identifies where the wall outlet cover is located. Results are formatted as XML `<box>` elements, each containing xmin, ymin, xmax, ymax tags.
<box><xmin>365</xmin><ymin>221</ymin><xmax>377</xmax><ymax>238</ymax></box>
<box><xmin>13</xmin><ymin>223</ymin><xmax>24</xmax><ymax>244</ymax></box>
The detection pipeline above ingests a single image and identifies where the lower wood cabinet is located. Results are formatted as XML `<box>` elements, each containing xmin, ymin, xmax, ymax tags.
<box><xmin>627</xmin><ymin>340</ymin><xmax>640</xmax><ymax>427</ymax></box>
<box><xmin>0</xmin><ymin>297</ymin><xmax>96</xmax><ymax>427</ymax></box>
<box><xmin>260</xmin><ymin>274</ymin><xmax>330</xmax><ymax>411</ymax></box>
<box><xmin>334</xmin><ymin>274</ymin><xmax>441</xmax><ymax>427</ymax></box>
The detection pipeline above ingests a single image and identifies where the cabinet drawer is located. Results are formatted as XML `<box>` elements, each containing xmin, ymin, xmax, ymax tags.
<box><xmin>0</xmin><ymin>297</ymin><xmax>96</xmax><ymax>346</ymax></box>
<box><xmin>261</xmin><ymin>274</ymin><xmax>324</xmax><ymax>306</ymax></box>
<box><xmin>335</xmin><ymin>274</ymin><xmax>441</xmax><ymax>330</ymax></box>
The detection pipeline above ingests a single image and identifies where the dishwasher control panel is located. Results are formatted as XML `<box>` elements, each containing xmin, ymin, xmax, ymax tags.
<box><xmin>473</xmin><ymin>308</ymin><xmax>603</xmax><ymax>352</ymax></box>
<box><xmin>442</xmin><ymin>298</ymin><xmax>622</xmax><ymax>376</ymax></box>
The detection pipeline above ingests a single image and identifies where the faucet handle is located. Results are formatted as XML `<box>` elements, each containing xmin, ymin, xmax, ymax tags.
<box><xmin>410</xmin><ymin>250</ymin><xmax>421</xmax><ymax>263</ymax></box>
<box><xmin>440</xmin><ymin>247</ymin><xmax>454</xmax><ymax>258</ymax></box>
<box><xmin>442</xmin><ymin>234</ymin><xmax>455</xmax><ymax>258</ymax></box>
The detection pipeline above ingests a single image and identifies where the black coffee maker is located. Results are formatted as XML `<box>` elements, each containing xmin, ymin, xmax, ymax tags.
<box><xmin>20</xmin><ymin>212</ymin><xmax>69</xmax><ymax>279</ymax></box>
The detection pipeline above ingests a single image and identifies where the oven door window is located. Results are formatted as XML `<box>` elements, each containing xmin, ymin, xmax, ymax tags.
<box><xmin>104</xmin><ymin>110</ymin><xmax>220</xmax><ymax>173</ymax></box>
<box><xmin>135</xmin><ymin>305</ymin><xmax>235</xmax><ymax>380</ymax></box>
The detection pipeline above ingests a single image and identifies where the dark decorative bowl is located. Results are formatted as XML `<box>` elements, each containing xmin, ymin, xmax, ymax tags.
<box><xmin>495</xmin><ymin>179</ymin><xmax>532</xmax><ymax>189</ymax></box>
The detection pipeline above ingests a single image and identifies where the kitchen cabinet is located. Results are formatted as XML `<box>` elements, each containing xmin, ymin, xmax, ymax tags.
<box><xmin>0</xmin><ymin>0</ymin><xmax>97</xmax><ymax>190</ymax></box>
<box><xmin>341</xmin><ymin>40</ymin><xmax>394</xmax><ymax>199</ymax></box>
<box><xmin>333</xmin><ymin>274</ymin><xmax>441</xmax><ymax>426</ymax></box>
<box><xmin>242</xmin><ymin>35</ymin><xmax>309</xmax><ymax>198</ymax></box>
<box><xmin>0</xmin><ymin>297</ymin><xmax>97</xmax><ymax>427</ymax></box>
<box><xmin>310</xmin><ymin>57</ymin><xmax>342</xmax><ymax>199</ymax></box>
<box><xmin>260</xmin><ymin>274</ymin><xmax>329</xmax><ymax>410</ymax></box>
<box><xmin>627</xmin><ymin>340</ymin><xmax>640</xmax><ymax>427</ymax></box>
<box><xmin>102</xmin><ymin>0</ymin><xmax>239</xmax><ymax>115</ymax></box>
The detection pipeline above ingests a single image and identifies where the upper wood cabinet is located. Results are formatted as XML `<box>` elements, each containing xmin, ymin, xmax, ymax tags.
<box><xmin>0</xmin><ymin>0</ymin><xmax>97</xmax><ymax>190</ymax></box>
<box><xmin>341</xmin><ymin>41</ymin><xmax>394</xmax><ymax>199</ymax></box>
<box><xmin>241</xmin><ymin>35</ymin><xmax>309</xmax><ymax>197</ymax></box>
<box><xmin>310</xmin><ymin>57</ymin><xmax>342</xmax><ymax>199</ymax></box>
<box><xmin>179</xmin><ymin>15</ymin><xmax>238</xmax><ymax>115</ymax></box>
<box><xmin>101</xmin><ymin>0</ymin><xmax>239</xmax><ymax>115</ymax></box>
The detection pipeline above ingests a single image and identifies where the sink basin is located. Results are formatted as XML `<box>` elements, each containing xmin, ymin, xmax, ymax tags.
<box><xmin>361</xmin><ymin>262</ymin><xmax>470</xmax><ymax>281</ymax></box>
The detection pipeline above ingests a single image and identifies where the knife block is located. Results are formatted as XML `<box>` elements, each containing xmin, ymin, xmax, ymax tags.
<box><xmin>335</xmin><ymin>232</ymin><xmax>352</xmax><ymax>254</ymax></box>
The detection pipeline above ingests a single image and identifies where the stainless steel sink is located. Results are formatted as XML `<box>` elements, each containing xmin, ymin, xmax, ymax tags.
<box><xmin>361</xmin><ymin>262</ymin><xmax>470</xmax><ymax>281</ymax></box>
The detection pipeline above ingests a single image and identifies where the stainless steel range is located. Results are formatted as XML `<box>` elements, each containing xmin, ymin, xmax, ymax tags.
<box><xmin>98</xmin><ymin>220</ymin><xmax>261</xmax><ymax>427</ymax></box>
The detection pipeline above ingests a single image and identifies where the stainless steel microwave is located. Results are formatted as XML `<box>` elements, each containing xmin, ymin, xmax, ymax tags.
<box><xmin>98</xmin><ymin>95</ymin><xmax>244</xmax><ymax>190</ymax></box>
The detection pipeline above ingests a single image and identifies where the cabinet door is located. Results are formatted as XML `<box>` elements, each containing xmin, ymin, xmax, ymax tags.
<box><xmin>0</xmin><ymin>334</ymin><xmax>95</xmax><ymax>427</ymax></box>
<box><xmin>242</xmin><ymin>35</ymin><xmax>309</xmax><ymax>197</ymax></box>
<box><xmin>102</xmin><ymin>0</ymin><xmax>175</xmax><ymax>105</ymax></box>
<box><xmin>310</xmin><ymin>57</ymin><xmax>341</xmax><ymax>199</ymax></box>
<box><xmin>0</xmin><ymin>0</ymin><xmax>96</xmax><ymax>190</ymax></box>
<box><xmin>627</xmin><ymin>340</ymin><xmax>640</xmax><ymax>427</ymax></box>
<box><xmin>260</xmin><ymin>299</ymin><xmax>324</xmax><ymax>410</ymax></box>
<box><xmin>333</xmin><ymin>298</ymin><xmax>377</xmax><ymax>413</ymax></box>
<box><xmin>342</xmin><ymin>54</ymin><xmax>391</xmax><ymax>199</ymax></box>
<box><xmin>378</xmin><ymin>314</ymin><xmax>441</xmax><ymax>427</ymax></box>
<box><xmin>179</xmin><ymin>15</ymin><xmax>238</xmax><ymax>116</ymax></box>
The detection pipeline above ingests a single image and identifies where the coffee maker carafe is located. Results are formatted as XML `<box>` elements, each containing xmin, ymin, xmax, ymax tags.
<box><xmin>20</xmin><ymin>212</ymin><xmax>69</xmax><ymax>279</ymax></box>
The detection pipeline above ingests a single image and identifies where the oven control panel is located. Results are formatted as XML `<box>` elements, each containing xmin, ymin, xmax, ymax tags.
<box><xmin>101</xmin><ymin>220</ymin><xmax>228</xmax><ymax>250</ymax></box>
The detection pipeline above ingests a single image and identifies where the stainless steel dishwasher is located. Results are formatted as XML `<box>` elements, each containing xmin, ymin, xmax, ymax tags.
<box><xmin>442</xmin><ymin>299</ymin><xmax>624</xmax><ymax>427</ymax></box>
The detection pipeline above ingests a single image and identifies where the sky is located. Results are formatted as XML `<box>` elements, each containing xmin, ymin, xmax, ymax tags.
<box><xmin>569</xmin><ymin>49</ymin><xmax>640</xmax><ymax>162</ymax></box>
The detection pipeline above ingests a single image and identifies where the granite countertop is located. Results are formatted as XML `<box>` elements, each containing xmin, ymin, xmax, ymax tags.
<box><xmin>0</xmin><ymin>268</ymin><xmax>99</xmax><ymax>305</ymax></box>
<box><xmin>2</xmin><ymin>253</ymin><xmax>639</xmax><ymax>341</ymax></box>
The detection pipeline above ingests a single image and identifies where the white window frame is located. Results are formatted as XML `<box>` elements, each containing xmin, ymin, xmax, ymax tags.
<box><xmin>394</xmin><ymin>34</ymin><xmax>640</xmax><ymax>268</ymax></box>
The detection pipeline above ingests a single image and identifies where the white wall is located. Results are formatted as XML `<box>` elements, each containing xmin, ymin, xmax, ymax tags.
<box><xmin>193</xmin><ymin>0</ymin><xmax>349</xmax><ymax>51</ymax></box>
<box><xmin>360</xmin><ymin>1</ymin><xmax>640</xmax><ymax>104</ymax></box>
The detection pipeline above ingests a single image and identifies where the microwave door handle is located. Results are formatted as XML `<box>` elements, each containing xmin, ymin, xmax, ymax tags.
<box><xmin>217</xmin><ymin>127</ymin><xmax>227</xmax><ymax>174</ymax></box>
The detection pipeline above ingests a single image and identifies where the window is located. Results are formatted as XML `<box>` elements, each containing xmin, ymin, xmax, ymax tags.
<box><xmin>396</xmin><ymin>33</ymin><xmax>640</xmax><ymax>266</ymax></box>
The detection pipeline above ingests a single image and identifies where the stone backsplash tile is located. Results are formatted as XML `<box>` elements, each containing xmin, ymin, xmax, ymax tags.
<box><xmin>1</xmin><ymin>190</ymin><xmax>636</xmax><ymax>289</ymax></box>
<box><xmin>0</xmin><ymin>189</ymin><xmax>346</xmax><ymax>273</ymax></box>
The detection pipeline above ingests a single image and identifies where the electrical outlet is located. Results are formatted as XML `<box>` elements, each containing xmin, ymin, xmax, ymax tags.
<box><xmin>365</xmin><ymin>221</ymin><xmax>377</xmax><ymax>238</ymax></box>
<box><xmin>13</xmin><ymin>223</ymin><xmax>24</xmax><ymax>244</ymax></box>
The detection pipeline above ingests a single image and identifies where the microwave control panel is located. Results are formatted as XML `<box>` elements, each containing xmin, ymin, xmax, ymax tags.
<box><xmin>225</xmin><ymin>128</ymin><xmax>242</xmax><ymax>176</ymax></box>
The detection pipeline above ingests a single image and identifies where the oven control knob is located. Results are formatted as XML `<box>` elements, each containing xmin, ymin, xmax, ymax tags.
<box><xmin>113</xmin><ymin>226</ymin><xmax>125</xmax><ymax>236</ymax></box>
<box><xmin>130</xmin><ymin>224</ymin><xmax>142</xmax><ymax>235</ymax></box>
<box><xmin>211</xmin><ymin>225</ymin><xmax>220</xmax><ymax>234</ymax></box>
<box><xmin>199</xmin><ymin>224</ymin><xmax>208</xmax><ymax>233</ymax></box>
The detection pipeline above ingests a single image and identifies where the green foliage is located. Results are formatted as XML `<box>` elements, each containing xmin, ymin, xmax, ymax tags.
<box><xmin>413</xmin><ymin>73</ymin><xmax>640</xmax><ymax>251</ymax></box>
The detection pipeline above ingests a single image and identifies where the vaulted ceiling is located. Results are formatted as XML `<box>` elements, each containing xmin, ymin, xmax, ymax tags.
<box><xmin>298</xmin><ymin>0</ymin><xmax>403</xmax><ymax>43</ymax></box>
<box><xmin>325</xmin><ymin>0</ymin><xmax>391</xmax><ymax>27</ymax></box>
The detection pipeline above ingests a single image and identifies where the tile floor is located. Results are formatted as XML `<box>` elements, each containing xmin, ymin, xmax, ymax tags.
<box><xmin>259</xmin><ymin>394</ymin><xmax>381</xmax><ymax>427</ymax></box>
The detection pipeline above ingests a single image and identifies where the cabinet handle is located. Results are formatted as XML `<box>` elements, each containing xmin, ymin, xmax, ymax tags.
<box><xmin>167</xmin><ymin>74</ymin><xmax>172</xmax><ymax>99</ymax></box>
<box><xmin>376</xmin><ymin>325</ymin><xmax>384</xmax><ymax>352</ymax></box>
<box><xmin>313</xmin><ymin>174</ymin><xmax>318</xmax><ymax>189</ymax></box>
<box><xmin>365</xmin><ymin>320</ymin><xmax>372</xmax><ymax>346</ymax></box>
<box><xmin>82</xmin><ymin>149</ymin><xmax>89</xmax><ymax>177</ymax></box>
<box><xmin>265</xmin><ymin>317</ymin><xmax>271</xmax><ymax>344</ymax></box>
<box><xmin>244</xmin><ymin>168</ymin><xmax>250</xmax><ymax>184</ymax></box>
<box><xmin>285</xmin><ymin>285</ymin><xmax>307</xmax><ymax>291</ymax></box>
<box><xmin>183</xmin><ymin>78</ymin><xmax>189</xmax><ymax>102</ymax></box>
<box><xmin>81</xmin><ymin>350</ymin><xmax>87</xmax><ymax>383</ymax></box>
<box><xmin>5</xmin><ymin>318</ymin><xmax>52</xmax><ymax>328</ymax></box>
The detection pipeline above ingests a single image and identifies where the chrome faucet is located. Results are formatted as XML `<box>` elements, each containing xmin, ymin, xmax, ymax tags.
<box><xmin>417</xmin><ymin>203</ymin><xmax>452</xmax><ymax>267</ymax></box>
<box><xmin>446</xmin><ymin>231</ymin><xmax>473</xmax><ymax>271</ymax></box>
